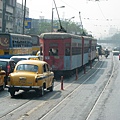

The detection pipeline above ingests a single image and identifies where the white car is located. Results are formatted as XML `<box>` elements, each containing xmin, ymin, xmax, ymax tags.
<box><xmin>112</xmin><ymin>51</ymin><xmax>119</xmax><ymax>56</ymax></box>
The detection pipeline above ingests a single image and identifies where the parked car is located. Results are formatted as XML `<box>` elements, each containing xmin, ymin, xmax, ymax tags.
<box><xmin>0</xmin><ymin>59</ymin><xmax>15</xmax><ymax>86</ymax></box>
<box><xmin>10</xmin><ymin>55</ymin><xmax>40</xmax><ymax>64</ymax></box>
<box><xmin>0</xmin><ymin>66</ymin><xmax>6</xmax><ymax>90</ymax></box>
<box><xmin>119</xmin><ymin>54</ymin><xmax>120</xmax><ymax>60</ymax></box>
<box><xmin>6</xmin><ymin>60</ymin><xmax>54</xmax><ymax>97</ymax></box>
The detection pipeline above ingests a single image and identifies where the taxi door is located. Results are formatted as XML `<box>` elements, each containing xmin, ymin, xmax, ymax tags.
<box><xmin>43</xmin><ymin>64</ymin><xmax>52</xmax><ymax>89</ymax></box>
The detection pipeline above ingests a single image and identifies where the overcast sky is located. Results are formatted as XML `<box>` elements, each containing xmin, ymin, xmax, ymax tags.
<box><xmin>17</xmin><ymin>0</ymin><xmax>120</xmax><ymax>39</ymax></box>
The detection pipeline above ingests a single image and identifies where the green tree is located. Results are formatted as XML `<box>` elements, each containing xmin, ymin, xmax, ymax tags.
<box><xmin>29</xmin><ymin>19</ymin><xmax>88</xmax><ymax>35</ymax></box>
<box><xmin>39</xmin><ymin>20</ymin><xmax>51</xmax><ymax>34</ymax></box>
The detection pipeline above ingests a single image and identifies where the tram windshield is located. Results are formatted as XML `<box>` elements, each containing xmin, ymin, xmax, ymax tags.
<box><xmin>49</xmin><ymin>48</ymin><xmax>58</xmax><ymax>56</ymax></box>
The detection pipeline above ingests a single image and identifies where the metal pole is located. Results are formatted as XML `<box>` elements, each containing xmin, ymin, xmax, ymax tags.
<box><xmin>53</xmin><ymin>0</ymin><xmax>63</xmax><ymax>30</ymax></box>
<box><xmin>51</xmin><ymin>8</ymin><xmax>54</xmax><ymax>32</ymax></box>
<box><xmin>79</xmin><ymin>12</ymin><xmax>84</xmax><ymax>34</ymax></box>
<box><xmin>23</xmin><ymin>0</ymin><xmax>26</xmax><ymax>34</ymax></box>
<box><xmin>2</xmin><ymin>0</ymin><xmax>6</xmax><ymax>33</ymax></box>
<box><xmin>51</xmin><ymin>6</ymin><xmax>65</xmax><ymax>32</ymax></box>
<box><xmin>61</xmin><ymin>76</ymin><xmax>64</xmax><ymax>90</ymax></box>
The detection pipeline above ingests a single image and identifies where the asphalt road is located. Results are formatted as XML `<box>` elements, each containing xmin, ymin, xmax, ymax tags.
<box><xmin>88</xmin><ymin>55</ymin><xmax>120</xmax><ymax>120</ymax></box>
<box><xmin>0</xmin><ymin>53</ymin><xmax>119</xmax><ymax>120</ymax></box>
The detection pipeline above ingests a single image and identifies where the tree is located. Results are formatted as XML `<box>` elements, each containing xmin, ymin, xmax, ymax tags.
<box><xmin>28</xmin><ymin>19</ymin><xmax>88</xmax><ymax>35</ymax></box>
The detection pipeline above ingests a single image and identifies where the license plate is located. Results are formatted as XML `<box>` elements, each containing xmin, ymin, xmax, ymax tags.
<box><xmin>19</xmin><ymin>77</ymin><xmax>26</xmax><ymax>84</ymax></box>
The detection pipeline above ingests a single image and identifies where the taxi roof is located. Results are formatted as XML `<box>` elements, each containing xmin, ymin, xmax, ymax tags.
<box><xmin>16</xmin><ymin>60</ymin><xmax>47</xmax><ymax>65</ymax></box>
<box><xmin>10</xmin><ymin>55</ymin><xmax>39</xmax><ymax>59</ymax></box>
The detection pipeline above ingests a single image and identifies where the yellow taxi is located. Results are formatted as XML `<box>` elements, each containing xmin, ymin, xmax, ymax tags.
<box><xmin>7</xmin><ymin>60</ymin><xmax>54</xmax><ymax>97</ymax></box>
<box><xmin>0</xmin><ymin>66</ymin><xmax>6</xmax><ymax>90</ymax></box>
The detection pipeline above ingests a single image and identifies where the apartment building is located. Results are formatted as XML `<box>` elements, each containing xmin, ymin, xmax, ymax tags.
<box><xmin>0</xmin><ymin>0</ymin><xmax>29</xmax><ymax>34</ymax></box>
<box><xmin>0</xmin><ymin>0</ymin><xmax>16</xmax><ymax>33</ymax></box>
<box><xmin>15</xmin><ymin>2</ymin><xmax>29</xmax><ymax>34</ymax></box>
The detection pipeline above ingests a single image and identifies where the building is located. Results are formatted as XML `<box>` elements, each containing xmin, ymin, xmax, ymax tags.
<box><xmin>0</xmin><ymin>0</ymin><xmax>16</xmax><ymax>33</ymax></box>
<box><xmin>0</xmin><ymin>0</ymin><xmax>29</xmax><ymax>34</ymax></box>
<box><xmin>15</xmin><ymin>2</ymin><xmax>29</xmax><ymax>34</ymax></box>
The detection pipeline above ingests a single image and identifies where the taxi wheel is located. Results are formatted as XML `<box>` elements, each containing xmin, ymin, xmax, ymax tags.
<box><xmin>49</xmin><ymin>81</ymin><xmax>54</xmax><ymax>92</ymax></box>
<box><xmin>9</xmin><ymin>89</ymin><xmax>15</xmax><ymax>97</ymax></box>
<box><xmin>40</xmin><ymin>86</ymin><xmax>44</xmax><ymax>96</ymax></box>
<box><xmin>2</xmin><ymin>82</ymin><xmax>5</xmax><ymax>91</ymax></box>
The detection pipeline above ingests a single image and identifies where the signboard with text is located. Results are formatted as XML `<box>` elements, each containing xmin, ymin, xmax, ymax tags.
<box><xmin>25</xmin><ymin>18</ymin><xmax>32</xmax><ymax>29</ymax></box>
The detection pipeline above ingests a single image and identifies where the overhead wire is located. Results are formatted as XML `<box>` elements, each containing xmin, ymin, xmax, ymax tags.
<box><xmin>96</xmin><ymin>2</ymin><xmax>111</xmax><ymax>26</ymax></box>
<box><xmin>60</xmin><ymin>0</ymin><xmax>79</xmax><ymax>12</ymax></box>
<box><xmin>59</xmin><ymin>0</ymin><xmax>113</xmax><ymax>37</ymax></box>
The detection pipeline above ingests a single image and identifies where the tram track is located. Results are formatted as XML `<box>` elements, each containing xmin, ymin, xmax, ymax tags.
<box><xmin>0</xmin><ymin>58</ymin><xmax>106</xmax><ymax>120</ymax></box>
<box><xmin>85</xmin><ymin>54</ymin><xmax>115</xmax><ymax>120</ymax></box>
<box><xmin>37</xmin><ymin>58</ymin><xmax>105</xmax><ymax>120</ymax></box>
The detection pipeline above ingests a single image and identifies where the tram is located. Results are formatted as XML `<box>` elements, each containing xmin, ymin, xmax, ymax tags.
<box><xmin>39</xmin><ymin>32</ymin><xmax>97</xmax><ymax>78</ymax></box>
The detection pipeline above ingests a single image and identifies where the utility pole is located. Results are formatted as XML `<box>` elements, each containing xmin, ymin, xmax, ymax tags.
<box><xmin>23</xmin><ymin>0</ymin><xmax>26</xmax><ymax>34</ymax></box>
<box><xmin>2</xmin><ymin>0</ymin><xmax>6</xmax><ymax>33</ymax></box>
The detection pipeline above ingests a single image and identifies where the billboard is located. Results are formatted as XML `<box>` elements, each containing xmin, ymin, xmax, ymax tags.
<box><xmin>25</xmin><ymin>18</ymin><xmax>32</xmax><ymax>29</ymax></box>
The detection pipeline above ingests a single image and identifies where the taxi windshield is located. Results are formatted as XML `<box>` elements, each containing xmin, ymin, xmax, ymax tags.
<box><xmin>16</xmin><ymin>64</ymin><xmax>38</xmax><ymax>72</ymax></box>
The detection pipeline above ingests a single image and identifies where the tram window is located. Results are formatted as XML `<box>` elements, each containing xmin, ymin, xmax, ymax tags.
<box><xmin>49</xmin><ymin>48</ymin><xmax>58</xmax><ymax>56</ymax></box>
<box><xmin>65</xmin><ymin>48</ymin><xmax>70</xmax><ymax>56</ymax></box>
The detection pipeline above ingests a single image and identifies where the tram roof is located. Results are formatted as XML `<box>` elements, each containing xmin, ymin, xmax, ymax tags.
<box><xmin>40</xmin><ymin>32</ymin><xmax>71</xmax><ymax>39</ymax></box>
<box><xmin>40</xmin><ymin>32</ymin><xmax>95</xmax><ymax>40</ymax></box>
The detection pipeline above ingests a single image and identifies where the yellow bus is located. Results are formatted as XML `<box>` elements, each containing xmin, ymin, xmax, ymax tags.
<box><xmin>0</xmin><ymin>33</ymin><xmax>32</xmax><ymax>59</ymax></box>
<box><xmin>30</xmin><ymin>34</ymin><xmax>40</xmax><ymax>55</ymax></box>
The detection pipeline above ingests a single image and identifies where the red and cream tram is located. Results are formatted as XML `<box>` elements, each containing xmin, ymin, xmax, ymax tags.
<box><xmin>39</xmin><ymin>32</ymin><xmax>97</xmax><ymax>78</ymax></box>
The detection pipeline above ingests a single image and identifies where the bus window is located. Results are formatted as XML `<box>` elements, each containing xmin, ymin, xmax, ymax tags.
<box><xmin>4</xmin><ymin>52</ymin><xmax>9</xmax><ymax>55</ymax></box>
<box><xmin>49</xmin><ymin>48</ymin><xmax>58</xmax><ymax>56</ymax></box>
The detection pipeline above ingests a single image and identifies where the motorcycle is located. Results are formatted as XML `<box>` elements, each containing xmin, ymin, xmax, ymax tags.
<box><xmin>105</xmin><ymin>53</ymin><xmax>108</xmax><ymax>58</ymax></box>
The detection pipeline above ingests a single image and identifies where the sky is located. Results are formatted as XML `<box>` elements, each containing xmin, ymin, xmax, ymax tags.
<box><xmin>17</xmin><ymin>0</ymin><xmax>120</xmax><ymax>39</ymax></box>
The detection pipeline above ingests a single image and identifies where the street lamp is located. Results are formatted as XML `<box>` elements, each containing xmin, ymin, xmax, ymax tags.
<box><xmin>66</xmin><ymin>16</ymin><xmax>75</xmax><ymax>32</ymax></box>
<box><xmin>51</xmin><ymin>6</ymin><xmax>65</xmax><ymax>32</ymax></box>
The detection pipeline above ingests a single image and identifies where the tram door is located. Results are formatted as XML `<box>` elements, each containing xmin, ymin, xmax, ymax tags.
<box><xmin>44</xmin><ymin>42</ymin><xmax>64</xmax><ymax>71</ymax></box>
<box><xmin>64</xmin><ymin>43</ymin><xmax>71</xmax><ymax>70</ymax></box>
